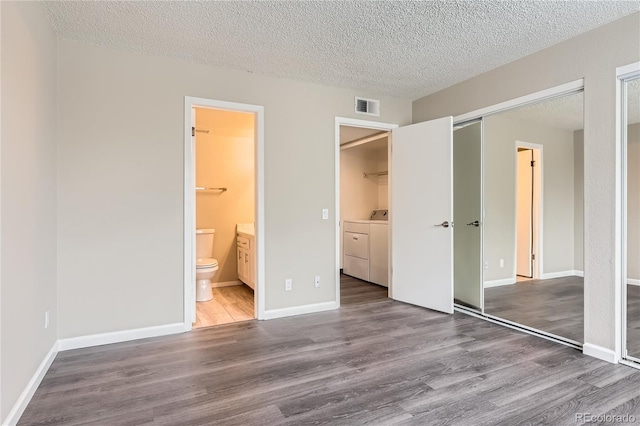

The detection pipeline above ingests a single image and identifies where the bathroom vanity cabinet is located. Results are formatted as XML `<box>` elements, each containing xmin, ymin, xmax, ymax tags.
<box><xmin>237</xmin><ymin>232</ymin><xmax>255</xmax><ymax>290</ymax></box>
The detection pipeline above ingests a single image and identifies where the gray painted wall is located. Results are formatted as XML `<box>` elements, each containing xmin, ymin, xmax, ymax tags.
<box><xmin>56</xmin><ymin>39</ymin><xmax>412</xmax><ymax>338</ymax></box>
<box><xmin>1</xmin><ymin>2</ymin><xmax>58</xmax><ymax>420</ymax></box>
<box><xmin>413</xmin><ymin>12</ymin><xmax>640</xmax><ymax>352</ymax></box>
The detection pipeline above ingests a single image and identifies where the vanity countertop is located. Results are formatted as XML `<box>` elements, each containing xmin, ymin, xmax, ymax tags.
<box><xmin>237</xmin><ymin>223</ymin><xmax>255</xmax><ymax>237</ymax></box>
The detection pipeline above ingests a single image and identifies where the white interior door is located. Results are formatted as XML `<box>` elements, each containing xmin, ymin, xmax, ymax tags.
<box><xmin>516</xmin><ymin>149</ymin><xmax>533</xmax><ymax>277</ymax></box>
<box><xmin>391</xmin><ymin>116</ymin><xmax>453</xmax><ymax>314</ymax></box>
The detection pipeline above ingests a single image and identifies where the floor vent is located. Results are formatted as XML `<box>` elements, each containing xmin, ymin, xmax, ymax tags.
<box><xmin>355</xmin><ymin>97</ymin><xmax>380</xmax><ymax>116</ymax></box>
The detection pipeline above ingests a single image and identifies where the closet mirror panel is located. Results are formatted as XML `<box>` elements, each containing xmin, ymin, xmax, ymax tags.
<box><xmin>483</xmin><ymin>91</ymin><xmax>584</xmax><ymax>343</ymax></box>
<box><xmin>626</xmin><ymin>77</ymin><xmax>640</xmax><ymax>361</ymax></box>
<box><xmin>453</xmin><ymin>120</ymin><xmax>483</xmax><ymax>311</ymax></box>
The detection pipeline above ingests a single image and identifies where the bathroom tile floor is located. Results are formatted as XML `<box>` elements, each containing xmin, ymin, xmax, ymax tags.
<box><xmin>194</xmin><ymin>284</ymin><xmax>254</xmax><ymax>328</ymax></box>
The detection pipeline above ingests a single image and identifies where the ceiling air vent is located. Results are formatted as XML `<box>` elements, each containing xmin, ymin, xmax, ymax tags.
<box><xmin>355</xmin><ymin>97</ymin><xmax>380</xmax><ymax>117</ymax></box>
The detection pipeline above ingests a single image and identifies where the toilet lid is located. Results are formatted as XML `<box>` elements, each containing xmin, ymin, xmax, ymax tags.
<box><xmin>196</xmin><ymin>257</ymin><xmax>218</xmax><ymax>268</ymax></box>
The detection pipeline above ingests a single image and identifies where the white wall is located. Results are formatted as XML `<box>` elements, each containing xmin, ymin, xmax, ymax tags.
<box><xmin>195</xmin><ymin>108</ymin><xmax>255</xmax><ymax>283</ymax></box>
<box><xmin>483</xmin><ymin>114</ymin><xmax>578</xmax><ymax>282</ymax></box>
<box><xmin>413</xmin><ymin>12</ymin><xmax>640</xmax><ymax>352</ymax></box>
<box><xmin>1</xmin><ymin>1</ymin><xmax>58</xmax><ymax>420</ymax></box>
<box><xmin>56</xmin><ymin>39</ymin><xmax>412</xmax><ymax>338</ymax></box>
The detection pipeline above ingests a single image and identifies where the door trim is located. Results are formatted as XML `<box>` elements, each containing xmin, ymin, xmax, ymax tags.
<box><xmin>515</xmin><ymin>141</ymin><xmax>543</xmax><ymax>280</ymax></box>
<box><xmin>334</xmin><ymin>117</ymin><xmax>398</xmax><ymax>306</ymax></box>
<box><xmin>184</xmin><ymin>97</ymin><xmax>265</xmax><ymax>330</ymax></box>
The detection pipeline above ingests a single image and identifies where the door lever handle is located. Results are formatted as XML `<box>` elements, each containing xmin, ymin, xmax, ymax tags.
<box><xmin>466</xmin><ymin>220</ymin><xmax>480</xmax><ymax>227</ymax></box>
<box><xmin>435</xmin><ymin>221</ymin><xmax>450</xmax><ymax>228</ymax></box>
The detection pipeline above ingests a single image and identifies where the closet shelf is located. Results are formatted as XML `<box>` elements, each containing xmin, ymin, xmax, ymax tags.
<box><xmin>363</xmin><ymin>171</ymin><xmax>388</xmax><ymax>178</ymax></box>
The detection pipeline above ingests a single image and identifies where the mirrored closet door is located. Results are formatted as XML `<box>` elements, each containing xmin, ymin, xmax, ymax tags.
<box><xmin>453</xmin><ymin>120</ymin><xmax>483</xmax><ymax>311</ymax></box>
<box><xmin>482</xmin><ymin>90</ymin><xmax>585</xmax><ymax>344</ymax></box>
<box><xmin>624</xmin><ymin>75</ymin><xmax>640</xmax><ymax>362</ymax></box>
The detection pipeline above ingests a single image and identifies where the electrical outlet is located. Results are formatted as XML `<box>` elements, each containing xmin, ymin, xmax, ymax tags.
<box><xmin>285</xmin><ymin>278</ymin><xmax>292</xmax><ymax>291</ymax></box>
<box><xmin>44</xmin><ymin>311</ymin><xmax>50</xmax><ymax>329</ymax></box>
<box><xmin>314</xmin><ymin>276</ymin><xmax>321</xmax><ymax>288</ymax></box>
<box><xmin>484</xmin><ymin>261</ymin><xmax>489</xmax><ymax>270</ymax></box>
<box><xmin>500</xmin><ymin>259</ymin><xmax>505</xmax><ymax>268</ymax></box>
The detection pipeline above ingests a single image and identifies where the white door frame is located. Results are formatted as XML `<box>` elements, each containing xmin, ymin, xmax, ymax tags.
<box><xmin>515</xmin><ymin>141</ymin><xmax>543</xmax><ymax>280</ymax></box>
<box><xmin>184</xmin><ymin>96</ymin><xmax>265</xmax><ymax>330</ymax></box>
<box><xmin>334</xmin><ymin>117</ymin><xmax>398</xmax><ymax>306</ymax></box>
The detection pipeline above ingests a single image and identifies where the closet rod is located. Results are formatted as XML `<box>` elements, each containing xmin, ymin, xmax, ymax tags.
<box><xmin>196</xmin><ymin>187</ymin><xmax>227</xmax><ymax>192</ymax></box>
<box><xmin>363</xmin><ymin>171</ymin><xmax>388</xmax><ymax>178</ymax></box>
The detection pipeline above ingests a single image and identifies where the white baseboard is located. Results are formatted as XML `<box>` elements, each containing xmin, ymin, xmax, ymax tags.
<box><xmin>262</xmin><ymin>301</ymin><xmax>339</xmax><ymax>320</ymax></box>
<box><xmin>212</xmin><ymin>280</ymin><xmax>242</xmax><ymax>288</ymax></box>
<box><xmin>628</xmin><ymin>278</ymin><xmax>640</xmax><ymax>286</ymax></box>
<box><xmin>583</xmin><ymin>342</ymin><xmax>618</xmax><ymax>364</ymax></box>
<box><xmin>3</xmin><ymin>342</ymin><xmax>59</xmax><ymax>426</ymax></box>
<box><xmin>57</xmin><ymin>323</ymin><xmax>185</xmax><ymax>351</ymax></box>
<box><xmin>484</xmin><ymin>278</ymin><xmax>516</xmax><ymax>288</ymax></box>
<box><xmin>541</xmin><ymin>270</ymin><xmax>583</xmax><ymax>280</ymax></box>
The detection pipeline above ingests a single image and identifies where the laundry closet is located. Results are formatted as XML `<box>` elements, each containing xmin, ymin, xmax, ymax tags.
<box><xmin>340</xmin><ymin>126</ymin><xmax>390</xmax><ymax>289</ymax></box>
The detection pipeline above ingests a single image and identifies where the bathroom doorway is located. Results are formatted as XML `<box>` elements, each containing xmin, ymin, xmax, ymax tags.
<box><xmin>184</xmin><ymin>97</ymin><xmax>265</xmax><ymax>330</ymax></box>
<box><xmin>515</xmin><ymin>143</ymin><xmax>542</xmax><ymax>281</ymax></box>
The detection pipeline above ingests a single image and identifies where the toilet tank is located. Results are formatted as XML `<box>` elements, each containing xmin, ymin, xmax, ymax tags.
<box><xmin>196</xmin><ymin>229</ymin><xmax>215</xmax><ymax>258</ymax></box>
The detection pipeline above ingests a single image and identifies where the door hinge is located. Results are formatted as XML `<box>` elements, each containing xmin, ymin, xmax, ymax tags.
<box><xmin>531</xmin><ymin>160</ymin><xmax>535</xmax><ymax>167</ymax></box>
<box><xmin>192</xmin><ymin>126</ymin><xmax>195</xmax><ymax>137</ymax></box>
<box><xmin>532</xmin><ymin>254</ymin><xmax>536</xmax><ymax>260</ymax></box>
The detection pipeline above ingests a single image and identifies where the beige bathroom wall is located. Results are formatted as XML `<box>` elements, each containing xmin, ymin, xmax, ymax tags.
<box><xmin>628</xmin><ymin>123</ymin><xmax>640</xmax><ymax>282</ymax></box>
<box><xmin>195</xmin><ymin>108</ymin><xmax>255</xmax><ymax>283</ymax></box>
<box><xmin>56</xmin><ymin>39</ymin><xmax>412</xmax><ymax>338</ymax></box>
<box><xmin>483</xmin><ymin>114</ymin><xmax>577</xmax><ymax>283</ymax></box>
<box><xmin>1</xmin><ymin>2</ymin><xmax>58</xmax><ymax>420</ymax></box>
<box><xmin>413</xmin><ymin>12</ymin><xmax>640</xmax><ymax>351</ymax></box>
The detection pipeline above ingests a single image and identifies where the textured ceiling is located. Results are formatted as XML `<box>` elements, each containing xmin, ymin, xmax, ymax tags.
<box><xmin>501</xmin><ymin>91</ymin><xmax>584</xmax><ymax>131</ymax></box>
<box><xmin>41</xmin><ymin>1</ymin><xmax>639</xmax><ymax>99</ymax></box>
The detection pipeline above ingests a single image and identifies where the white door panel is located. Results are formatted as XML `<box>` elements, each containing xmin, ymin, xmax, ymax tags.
<box><xmin>391</xmin><ymin>117</ymin><xmax>453</xmax><ymax>314</ymax></box>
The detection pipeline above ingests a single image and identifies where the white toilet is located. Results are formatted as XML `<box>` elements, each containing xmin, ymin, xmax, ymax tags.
<box><xmin>195</xmin><ymin>228</ymin><xmax>219</xmax><ymax>302</ymax></box>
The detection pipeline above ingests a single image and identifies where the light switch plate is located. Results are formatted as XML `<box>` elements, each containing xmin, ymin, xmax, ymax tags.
<box><xmin>322</xmin><ymin>209</ymin><xmax>329</xmax><ymax>220</ymax></box>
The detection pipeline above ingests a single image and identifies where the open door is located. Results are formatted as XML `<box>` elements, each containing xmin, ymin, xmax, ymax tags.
<box><xmin>391</xmin><ymin>117</ymin><xmax>453</xmax><ymax>314</ymax></box>
<box><xmin>516</xmin><ymin>149</ymin><xmax>533</xmax><ymax>278</ymax></box>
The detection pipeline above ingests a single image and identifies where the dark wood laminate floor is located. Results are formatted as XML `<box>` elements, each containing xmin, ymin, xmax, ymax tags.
<box><xmin>19</xmin><ymin>277</ymin><xmax>640</xmax><ymax>425</ymax></box>
<box><xmin>484</xmin><ymin>276</ymin><xmax>584</xmax><ymax>342</ymax></box>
